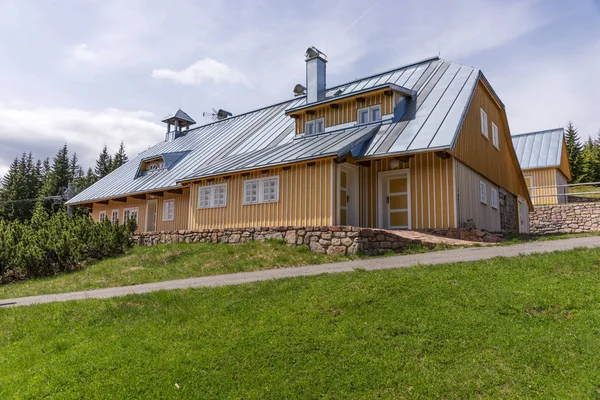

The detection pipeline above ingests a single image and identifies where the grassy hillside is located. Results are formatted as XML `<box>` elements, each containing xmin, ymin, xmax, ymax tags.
<box><xmin>0</xmin><ymin>240</ymin><xmax>359</xmax><ymax>300</ymax></box>
<box><xmin>2</xmin><ymin>248</ymin><xmax>600</xmax><ymax>398</ymax></box>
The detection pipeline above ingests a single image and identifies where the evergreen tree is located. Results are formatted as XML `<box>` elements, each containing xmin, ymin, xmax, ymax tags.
<box><xmin>112</xmin><ymin>141</ymin><xmax>128</xmax><ymax>171</ymax></box>
<box><xmin>0</xmin><ymin>153</ymin><xmax>42</xmax><ymax>221</ymax></box>
<box><xmin>0</xmin><ymin>158</ymin><xmax>21</xmax><ymax>220</ymax></box>
<box><xmin>565</xmin><ymin>121</ymin><xmax>583</xmax><ymax>182</ymax></box>
<box><xmin>85</xmin><ymin>167</ymin><xmax>98</xmax><ymax>188</ymax></box>
<box><xmin>95</xmin><ymin>145</ymin><xmax>113</xmax><ymax>178</ymax></box>
<box><xmin>69</xmin><ymin>152</ymin><xmax>79</xmax><ymax>182</ymax></box>
<box><xmin>579</xmin><ymin>137</ymin><xmax>600</xmax><ymax>183</ymax></box>
<box><xmin>41</xmin><ymin>144</ymin><xmax>71</xmax><ymax>199</ymax></box>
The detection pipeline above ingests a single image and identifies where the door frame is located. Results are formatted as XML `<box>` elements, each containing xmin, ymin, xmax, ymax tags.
<box><xmin>145</xmin><ymin>200</ymin><xmax>158</xmax><ymax>232</ymax></box>
<box><xmin>377</xmin><ymin>168</ymin><xmax>411</xmax><ymax>229</ymax></box>
<box><xmin>337</xmin><ymin>163</ymin><xmax>359</xmax><ymax>226</ymax></box>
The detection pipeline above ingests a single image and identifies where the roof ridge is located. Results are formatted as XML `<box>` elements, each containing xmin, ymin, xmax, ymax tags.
<box><xmin>512</xmin><ymin>128</ymin><xmax>564</xmax><ymax>137</ymax></box>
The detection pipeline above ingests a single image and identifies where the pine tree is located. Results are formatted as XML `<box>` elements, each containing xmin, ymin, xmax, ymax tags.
<box><xmin>85</xmin><ymin>167</ymin><xmax>98</xmax><ymax>188</ymax></box>
<box><xmin>69</xmin><ymin>152</ymin><xmax>79</xmax><ymax>182</ymax></box>
<box><xmin>565</xmin><ymin>121</ymin><xmax>583</xmax><ymax>182</ymax></box>
<box><xmin>0</xmin><ymin>158</ymin><xmax>20</xmax><ymax>220</ymax></box>
<box><xmin>41</xmin><ymin>144</ymin><xmax>71</xmax><ymax>199</ymax></box>
<box><xmin>112</xmin><ymin>141</ymin><xmax>128</xmax><ymax>171</ymax></box>
<box><xmin>579</xmin><ymin>138</ymin><xmax>600</xmax><ymax>183</ymax></box>
<box><xmin>95</xmin><ymin>145</ymin><xmax>113</xmax><ymax>178</ymax></box>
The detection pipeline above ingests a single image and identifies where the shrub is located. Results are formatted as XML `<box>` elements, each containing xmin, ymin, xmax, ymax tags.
<box><xmin>0</xmin><ymin>205</ymin><xmax>135</xmax><ymax>281</ymax></box>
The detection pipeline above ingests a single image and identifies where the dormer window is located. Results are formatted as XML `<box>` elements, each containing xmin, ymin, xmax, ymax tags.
<box><xmin>358</xmin><ymin>105</ymin><xmax>381</xmax><ymax>125</ymax></box>
<box><xmin>306</xmin><ymin>118</ymin><xmax>325</xmax><ymax>135</ymax></box>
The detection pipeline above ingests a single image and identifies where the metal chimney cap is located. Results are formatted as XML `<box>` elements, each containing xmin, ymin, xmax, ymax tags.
<box><xmin>305</xmin><ymin>46</ymin><xmax>327</xmax><ymax>62</ymax></box>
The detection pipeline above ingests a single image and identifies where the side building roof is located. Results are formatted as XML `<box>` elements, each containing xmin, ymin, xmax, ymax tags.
<box><xmin>512</xmin><ymin>128</ymin><xmax>572</xmax><ymax>176</ymax></box>
<box><xmin>68</xmin><ymin>57</ymin><xmax>482</xmax><ymax>204</ymax></box>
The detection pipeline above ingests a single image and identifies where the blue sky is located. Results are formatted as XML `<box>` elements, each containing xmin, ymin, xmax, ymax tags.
<box><xmin>0</xmin><ymin>0</ymin><xmax>599</xmax><ymax>177</ymax></box>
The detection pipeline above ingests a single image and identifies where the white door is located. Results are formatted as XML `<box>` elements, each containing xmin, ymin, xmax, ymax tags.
<box><xmin>379</xmin><ymin>170</ymin><xmax>411</xmax><ymax>229</ymax></box>
<box><xmin>146</xmin><ymin>200</ymin><xmax>157</xmax><ymax>232</ymax></box>
<box><xmin>338</xmin><ymin>164</ymin><xmax>359</xmax><ymax>226</ymax></box>
<box><xmin>518</xmin><ymin>197</ymin><xmax>529</xmax><ymax>233</ymax></box>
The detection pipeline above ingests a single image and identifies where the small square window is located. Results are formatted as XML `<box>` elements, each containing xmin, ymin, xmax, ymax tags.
<box><xmin>492</xmin><ymin>122</ymin><xmax>499</xmax><ymax>149</ymax></box>
<box><xmin>305</xmin><ymin>121</ymin><xmax>314</xmax><ymax>135</ymax></box>
<box><xmin>111</xmin><ymin>210</ymin><xmax>119</xmax><ymax>224</ymax></box>
<box><xmin>480</xmin><ymin>109</ymin><xmax>488</xmax><ymax>138</ymax></box>
<box><xmin>99</xmin><ymin>211</ymin><xmax>107</xmax><ymax>222</ymax></box>
<box><xmin>198</xmin><ymin>184</ymin><xmax>227</xmax><ymax>209</ymax></box>
<box><xmin>370</xmin><ymin>106</ymin><xmax>381</xmax><ymax>122</ymax></box>
<box><xmin>357</xmin><ymin>105</ymin><xmax>381</xmax><ymax>125</ymax></box>
<box><xmin>162</xmin><ymin>200</ymin><xmax>175</xmax><ymax>221</ymax></box>
<box><xmin>306</xmin><ymin>118</ymin><xmax>324</xmax><ymax>135</ymax></box>
<box><xmin>358</xmin><ymin>109</ymin><xmax>369</xmax><ymax>124</ymax></box>
<box><xmin>243</xmin><ymin>177</ymin><xmax>279</xmax><ymax>205</ymax></box>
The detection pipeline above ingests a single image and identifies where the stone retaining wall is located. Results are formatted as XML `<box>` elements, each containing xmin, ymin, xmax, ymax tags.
<box><xmin>530</xmin><ymin>203</ymin><xmax>600</xmax><ymax>234</ymax></box>
<box><xmin>133</xmin><ymin>226</ymin><xmax>437</xmax><ymax>256</ymax></box>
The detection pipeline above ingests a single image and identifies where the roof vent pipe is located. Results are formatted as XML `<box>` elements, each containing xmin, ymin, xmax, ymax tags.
<box><xmin>305</xmin><ymin>46</ymin><xmax>327</xmax><ymax>103</ymax></box>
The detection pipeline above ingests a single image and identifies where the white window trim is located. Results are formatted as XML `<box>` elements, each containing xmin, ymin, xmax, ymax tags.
<box><xmin>491</xmin><ymin>188</ymin><xmax>498</xmax><ymax>210</ymax></box>
<box><xmin>480</xmin><ymin>181</ymin><xmax>487</xmax><ymax>205</ymax></box>
<box><xmin>480</xmin><ymin>108</ymin><xmax>489</xmax><ymax>139</ymax></box>
<box><xmin>123</xmin><ymin>207</ymin><xmax>139</xmax><ymax>223</ymax></box>
<box><xmin>197</xmin><ymin>183</ymin><xmax>228</xmax><ymax>209</ymax></box>
<box><xmin>111</xmin><ymin>209</ymin><xmax>119</xmax><ymax>224</ymax></box>
<box><xmin>305</xmin><ymin>118</ymin><xmax>325</xmax><ymax>135</ymax></box>
<box><xmin>492</xmin><ymin>122</ymin><xmax>499</xmax><ymax>149</ymax></box>
<box><xmin>357</xmin><ymin>105</ymin><xmax>381</xmax><ymax>125</ymax></box>
<box><xmin>162</xmin><ymin>199</ymin><xmax>175</xmax><ymax>221</ymax></box>
<box><xmin>99</xmin><ymin>211</ymin><xmax>107</xmax><ymax>222</ymax></box>
<box><xmin>243</xmin><ymin>176</ymin><xmax>280</xmax><ymax>205</ymax></box>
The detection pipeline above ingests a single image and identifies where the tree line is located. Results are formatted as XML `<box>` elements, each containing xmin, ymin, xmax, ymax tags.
<box><xmin>0</xmin><ymin>142</ymin><xmax>128</xmax><ymax>221</ymax></box>
<box><xmin>565</xmin><ymin>121</ymin><xmax>600</xmax><ymax>184</ymax></box>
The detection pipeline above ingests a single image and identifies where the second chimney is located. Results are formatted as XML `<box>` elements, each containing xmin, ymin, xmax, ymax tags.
<box><xmin>305</xmin><ymin>46</ymin><xmax>327</xmax><ymax>104</ymax></box>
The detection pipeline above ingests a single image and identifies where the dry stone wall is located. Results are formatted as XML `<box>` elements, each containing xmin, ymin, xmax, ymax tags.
<box><xmin>133</xmin><ymin>226</ymin><xmax>432</xmax><ymax>256</ymax></box>
<box><xmin>530</xmin><ymin>203</ymin><xmax>600</xmax><ymax>234</ymax></box>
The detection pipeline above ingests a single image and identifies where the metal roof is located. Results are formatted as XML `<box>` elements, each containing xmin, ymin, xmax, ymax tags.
<box><xmin>511</xmin><ymin>128</ymin><xmax>565</xmax><ymax>170</ymax></box>
<box><xmin>68</xmin><ymin>56</ymin><xmax>482</xmax><ymax>204</ymax></box>
<box><xmin>162</xmin><ymin>109</ymin><xmax>196</xmax><ymax>124</ymax></box>
<box><xmin>183</xmin><ymin>125</ymin><xmax>380</xmax><ymax>180</ymax></box>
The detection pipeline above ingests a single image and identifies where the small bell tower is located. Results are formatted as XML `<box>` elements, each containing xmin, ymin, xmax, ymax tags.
<box><xmin>162</xmin><ymin>109</ymin><xmax>196</xmax><ymax>142</ymax></box>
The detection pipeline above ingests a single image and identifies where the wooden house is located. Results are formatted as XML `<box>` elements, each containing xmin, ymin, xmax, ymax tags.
<box><xmin>68</xmin><ymin>48</ymin><xmax>532</xmax><ymax>233</ymax></box>
<box><xmin>512</xmin><ymin>128</ymin><xmax>572</xmax><ymax>205</ymax></box>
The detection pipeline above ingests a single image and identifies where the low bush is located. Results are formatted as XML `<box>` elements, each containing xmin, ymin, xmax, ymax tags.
<box><xmin>0</xmin><ymin>205</ymin><xmax>135</xmax><ymax>281</ymax></box>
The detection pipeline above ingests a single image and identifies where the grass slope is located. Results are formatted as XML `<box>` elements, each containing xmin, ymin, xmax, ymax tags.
<box><xmin>2</xmin><ymin>248</ymin><xmax>600</xmax><ymax>398</ymax></box>
<box><xmin>0</xmin><ymin>241</ymin><xmax>358</xmax><ymax>300</ymax></box>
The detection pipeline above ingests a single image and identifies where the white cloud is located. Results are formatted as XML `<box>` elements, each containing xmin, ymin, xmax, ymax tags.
<box><xmin>71</xmin><ymin>44</ymin><xmax>97</xmax><ymax>62</ymax></box>
<box><xmin>151</xmin><ymin>59</ymin><xmax>252</xmax><ymax>87</ymax></box>
<box><xmin>0</xmin><ymin>106</ymin><xmax>164</xmax><ymax>170</ymax></box>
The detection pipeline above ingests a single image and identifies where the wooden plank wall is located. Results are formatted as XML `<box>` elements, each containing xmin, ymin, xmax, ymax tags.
<box><xmin>524</xmin><ymin>168</ymin><xmax>560</xmax><ymax>205</ymax></box>
<box><xmin>189</xmin><ymin>159</ymin><xmax>333</xmax><ymax>229</ymax></box>
<box><xmin>295</xmin><ymin>91</ymin><xmax>397</xmax><ymax>134</ymax></box>
<box><xmin>356</xmin><ymin>152</ymin><xmax>456</xmax><ymax>229</ymax></box>
<box><xmin>451</xmin><ymin>80</ymin><xmax>530</xmax><ymax>202</ymax></box>
<box><xmin>455</xmin><ymin>160</ymin><xmax>501</xmax><ymax>232</ymax></box>
<box><xmin>91</xmin><ymin>188</ymin><xmax>190</xmax><ymax>233</ymax></box>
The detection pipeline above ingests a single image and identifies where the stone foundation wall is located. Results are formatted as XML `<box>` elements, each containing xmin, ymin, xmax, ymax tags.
<box><xmin>133</xmin><ymin>226</ymin><xmax>439</xmax><ymax>256</ymax></box>
<box><xmin>530</xmin><ymin>203</ymin><xmax>600</xmax><ymax>234</ymax></box>
<box><xmin>499</xmin><ymin>188</ymin><xmax>517</xmax><ymax>232</ymax></box>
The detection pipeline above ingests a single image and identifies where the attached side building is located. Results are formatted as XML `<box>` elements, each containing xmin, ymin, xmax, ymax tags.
<box><xmin>67</xmin><ymin>49</ymin><xmax>532</xmax><ymax>234</ymax></box>
<box><xmin>512</xmin><ymin>128</ymin><xmax>571</xmax><ymax>205</ymax></box>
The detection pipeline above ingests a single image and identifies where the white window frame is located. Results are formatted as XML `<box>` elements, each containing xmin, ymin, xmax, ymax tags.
<box><xmin>491</xmin><ymin>188</ymin><xmax>498</xmax><ymax>210</ymax></box>
<box><xmin>197</xmin><ymin>183</ymin><xmax>227</xmax><ymax>209</ymax></box>
<box><xmin>305</xmin><ymin>118</ymin><xmax>325</xmax><ymax>135</ymax></box>
<box><xmin>357</xmin><ymin>105</ymin><xmax>381</xmax><ymax>125</ymax></box>
<box><xmin>492</xmin><ymin>122</ymin><xmax>499</xmax><ymax>149</ymax></box>
<box><xmin>243</xmin><ymin>176</ymin><xmax>280</xmax><ymax>205</ymax></box>
<box><xmin>111</xmin><ymin>209</ymin><xmax>119</xmax><ymax>224</ymax></box>
<box><xmin>99</xmin><ymin>210</ymin><xmax>107</xmax><ymax>222</ymax></box>
<box><xmin>480</xmin><ymin>108</ymin><xmax>488</xmax><ymax>139</ymax></box>
<box><xmin>162</xmin><ymin>199</ymin><xmax>175</xmax><ymax>221</ymax></box>
<box><xmin>480</xmin><ymin>181</ymin><xmax>487</xmax><ymax>205</ymax></box>
<box><xmin>123</xmin><ymin>207</ymin><xmax>139</xmax><ymax>224</ymax></box>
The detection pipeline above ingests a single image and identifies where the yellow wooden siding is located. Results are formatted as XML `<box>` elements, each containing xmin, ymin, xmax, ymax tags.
<box><xmin>451</xmin><ymin>79</ymin><xmax>530</xmax><ymax>203</ymax></box>
<box><xmin>189</xmin><ymin>159</ymin><xmax>333</xmax><ymax>229</ymax></box>
<box><xmin>91</xmin><ymin>188</ymin><xmax>190</xmax><ymax>233</ymax></box>
<box><xmin>295</xmin><ymin>91</ymin><xmax>397</xmax><ymax>134</ymax></box>
<box><xmin>559</xmin><ymin>138</ymin><xmax>572</xmax><ymax>180</ymax></box>
<box><xmin>523</xmin><ymin>168</ymin><xmax>560</xmax><ymax>205</ymax></box>
<box><xmin>356</xmin><ymin>152</ymin><xmax>456</xmax><ymax>229</ymax></box>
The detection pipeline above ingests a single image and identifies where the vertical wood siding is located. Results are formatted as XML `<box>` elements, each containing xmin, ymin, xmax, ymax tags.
<box><xmin>356</xmin><ymin>153</ymin><xmax>456</xmax><ymax>229</ymax></box>
<box><xmin>455</xmin><ymin>160</ymin><xmax>501</xmax><ymax>232</ymax></box>
<box><xmin>295</xmin><ymin>91</ymin><xmax>397</xmax><ymax>134</ymax></box>
<box><xmin>523</xmin><ymin>168</ymin><xmax>564</xmax><ymax>205</ymax></box>
<box><xmin>558</xmin><ymin>139</ymin><xmax>572</xmax><ymax>181</ymax></box>
<box><xmin>189</xmin><ymin>159</ymin><xmax>333</xmax><ymax>229</ymax></box>
<box><xmin>91</xmin><ymin>188</ymin><xmax>190</xmax><ymax>233</ymax></box>
<box><xmin>451</xmin><ymin>80</ymin><xmax>530</xmax><ymax>202</ymax></box>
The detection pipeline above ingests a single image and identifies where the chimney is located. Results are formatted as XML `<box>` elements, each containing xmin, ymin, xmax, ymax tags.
<box><xmin>305</xmin><ymin>46</ymin><xmax>327</xmax><ymax>103</ymax></box>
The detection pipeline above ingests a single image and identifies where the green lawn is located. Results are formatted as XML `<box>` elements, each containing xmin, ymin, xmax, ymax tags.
<box><xmin>2</xmin><ymin>248</ymin><xmax>600</xmax><ymax>398</ymax></box>
<box><xmin>0</xmin><ymin>241</ymin><xmax>359</xmax><ymax>300</ymax></box>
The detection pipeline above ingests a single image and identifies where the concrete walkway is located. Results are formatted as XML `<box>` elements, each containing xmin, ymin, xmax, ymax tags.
<box><xmin>1</xmin><ymin>236</ymin><xmax>599</xmax><ymax>308</ymax></box>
